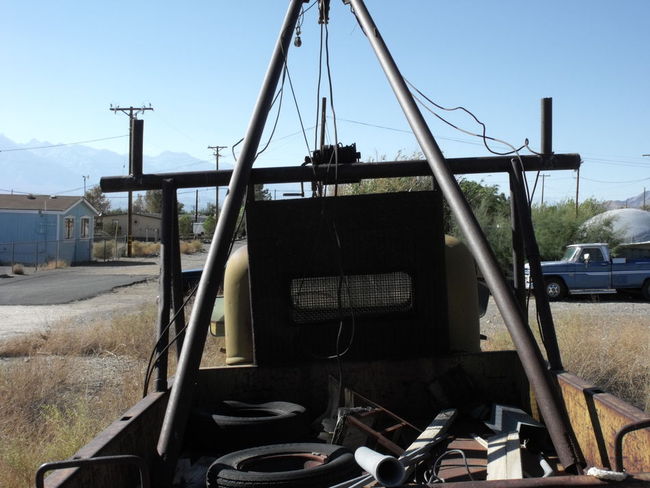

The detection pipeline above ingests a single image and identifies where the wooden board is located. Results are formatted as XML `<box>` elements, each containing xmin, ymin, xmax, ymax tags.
<box><xmin>487</xmin><ymin>431</ymin><xmax>523</xmax><ymax>480</ymax></box>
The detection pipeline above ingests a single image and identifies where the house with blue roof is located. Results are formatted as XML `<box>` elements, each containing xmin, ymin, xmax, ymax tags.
<box><xmin>0</xmin><ymin>194</ymin><xmax>99</xmax><ymax>265</ymax></box>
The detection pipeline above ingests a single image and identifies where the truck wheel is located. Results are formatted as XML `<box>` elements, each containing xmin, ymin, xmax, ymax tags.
<box><xmin>206</xmin><ymin>443</ymin><xmax>359</xmax><ymax>488</ymax></box>
<box><xmin>642</xmin><ymin>280</ymin><xmax>650</xmax><ymax>301</ymax></box>
<box><xmin>188</xmin><ymin>401</ymin><xmax>309</xmax><ymax>451</ymax></box>
<box><xmin>545</xmin><ymin>278</ymin><xmax>567</xmax><ymax>300</ymax></box>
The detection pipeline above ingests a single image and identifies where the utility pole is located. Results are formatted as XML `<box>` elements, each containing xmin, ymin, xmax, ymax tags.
<box><xmin>82</xmin><ymin>175</ymin><xmax>90</xmax><ymax>195</ymax></box>
<box><xmin>540</xmin><ymin>173</ymin><xmax>550</xmax><ymax>206</ymax></box>
<box><xmin>208</xmin><ymin>145</ymin><xmax>227</xmax><ymax>219</ymax></box>
<box><xmin>195</xmin><ymin>189</ymin><xmax>199</xmax><ymax>223</ymax></box>
<box><xmin>110</xmin><ymin>104</ymin><xmax>153</xmax><ymax>256</ymax></box>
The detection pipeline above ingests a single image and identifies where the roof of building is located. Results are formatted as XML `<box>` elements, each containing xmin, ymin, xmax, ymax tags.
<box><xmin>0</xmin><ymin>194</ymin><xmax>97</xmax><ymax>214</ymax></box>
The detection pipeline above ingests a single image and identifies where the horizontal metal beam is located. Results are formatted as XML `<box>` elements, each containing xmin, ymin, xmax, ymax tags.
<box><xmin>100</xmin><ymin>154</ymin><xmax>581</xmax><ymax>193</ymax></box>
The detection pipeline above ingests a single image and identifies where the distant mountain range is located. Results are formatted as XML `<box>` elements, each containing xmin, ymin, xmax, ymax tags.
<box><xmin>1</xmin><ymin>133</ymin><xmax>647</xmax><ymax>211</ymax></box>
<box><xmin>605</xmin><ymin>190</ymin><xmax>649</xmax><ymax>210</ymax></box>
<box><xmin>0</xmin><ymin>133</ymin><xmax>226</xmax><ymax>208</ymax></box>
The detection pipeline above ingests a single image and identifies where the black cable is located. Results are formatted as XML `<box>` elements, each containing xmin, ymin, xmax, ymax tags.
<box><xmin>324</xmin><ymin>22</ymin><xmax>341</xmax><ymax>194</ymax></box>
<box><xmin>142</xmin><ymin>211</ymin><xmax>248</xmax><ymax>396</ymax></box>
<box><xmin>406</xmin><ymin>79</ymin><xmax>526</xmax><ymax>156</ymax></box>
<box><xmin>230</xmin><ymin>137</ymin><xmax>244</xmax><ymax>162</ymax></box>
<box><xmin>255</xmin><ymin>71</ymin><xmax>287</xmax><ymax>159</ymax></box>
<box><xmin>142</xmin><ymin>283</ymin><xmax>198</xmax><ymax>397</ymax></box>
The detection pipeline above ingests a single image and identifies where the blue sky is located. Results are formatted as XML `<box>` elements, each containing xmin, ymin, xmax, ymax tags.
<box><xmin>1</xmin><ymin>1</ymin><xmax>649</xmax><ymax>205</ymax></box>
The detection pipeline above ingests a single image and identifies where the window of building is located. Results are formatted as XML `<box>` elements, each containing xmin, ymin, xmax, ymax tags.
<box><xmin>80</xmin><ymin>217</ymin><xmax>90</xmax><ymax>239</ymax></box>
<box><xmin>64</xmin><ymin>217</ymin><xmax>75</xmax><ymax>239</ymax></box>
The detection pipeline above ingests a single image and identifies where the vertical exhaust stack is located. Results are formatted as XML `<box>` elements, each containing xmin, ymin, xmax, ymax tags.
<box><xmin>541</xmin><ymin>97</ymin><xmax>553</xmax><ymax>156</ymax></box>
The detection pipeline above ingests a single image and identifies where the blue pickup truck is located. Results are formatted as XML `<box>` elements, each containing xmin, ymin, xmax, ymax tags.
<box><xmin>527</xmin><ymin>242</ymin><xmax>650</xmax><ymax>300</ymax></box>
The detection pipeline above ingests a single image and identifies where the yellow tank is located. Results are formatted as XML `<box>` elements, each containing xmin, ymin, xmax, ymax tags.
<box><xmin>222</xmin><ymin>237</ymin><xmax>481</xmax><ymax>363</ymax></box>
<box><xmin>444</xmin><ymin>235</ymin><xmax>481</xmax><ymax>353</ymax></box>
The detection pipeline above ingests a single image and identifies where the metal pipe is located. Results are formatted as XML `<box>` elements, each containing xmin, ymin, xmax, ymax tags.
<box><xmin>100</xmin><ymin>154</ymin><xmax>581</xmax><ymax>192</ymax></box>
<box><xmin>509</xmin><ymin>161</ymin><xmax>564</xmax><ymax>371</ymax></box>
<box><xmin>542</xmin><ymin>97</ymin><xmax>553</xmax><ymax>156</ymax></box>
<box><xmin>614</xmin><ymin>418</ymin><xmax>650</xmax><ymax>472</ymax></box>
<box><xmin>509</xmin><ymin>171</ymin><xmax>527</xmax><ymax>310</ymax></box>
<box><xmin>155</xmin><ymin>179</ymin><xmax>174</xmax><ymax>392</ymax></box>
<box><xmin>347</xmin><ymin>0</ymin><xmax>581</xmax><ymax>472</ymax></box>
<box><xmin>155</xmin><ymin>0</ymin><xmax>306</xmax><ymax>480</ymax></box>
<box><xmin>35</xmin><ymin>455</ymin><xmax>151</xmax><ymax>488</ymax></box>
<box><xmin>170</xmin><ymin>190</ymin><xmax>186</xmax><ymax>358</ymax></box>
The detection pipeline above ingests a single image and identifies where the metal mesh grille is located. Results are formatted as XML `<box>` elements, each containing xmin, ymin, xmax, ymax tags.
<box><xmin>290</xmin><ymin>272</ymin><xmax>413</xmax><ymax>324</ymax></box>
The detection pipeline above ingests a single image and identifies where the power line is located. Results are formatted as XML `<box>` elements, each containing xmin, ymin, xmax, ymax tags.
<box><xmin>0</xmin><ymin>135</ymin><xmax>128</xmax><ymax>152</ymax></box>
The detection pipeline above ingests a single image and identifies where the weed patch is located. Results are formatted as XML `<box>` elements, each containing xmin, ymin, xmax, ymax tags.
<box><xmin>483</xmin><ymin>309</ymin><xmax>650</xmax><ymax>411</ymax></box>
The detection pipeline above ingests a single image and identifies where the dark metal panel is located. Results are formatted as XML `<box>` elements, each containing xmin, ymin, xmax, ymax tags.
<box><xmin>246</xmin><ymin>191</ymin><xmax>448</xmax><ymax>365</ymax></box>
<box><xmin>194</xmin><ymin>351</ymin><xmax>528</xmax><ymax>427</ymax></box>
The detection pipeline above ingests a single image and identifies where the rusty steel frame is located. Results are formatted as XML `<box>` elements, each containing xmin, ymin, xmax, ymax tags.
<box><xmin>100</xmin><ymin>155</ymin><xmax>580</xmax><ymax>192</ymax></box>
<box><xmin>346</xmin><ymin>0</ymin><xmax>581</xmax><ymax>472</ymax></box>
<box><xmin>35</xmin><ymin>455</ymin><xmax>150</xmax><ymax>488</ymax></box>
<box><xmin>154</xmin><ymin>1</ymin><xmax>309</xmax><ymax>483</ymax></box>
<box><xmin>92</xmin><ymin>1</ymin><xmax>591</xmax><ymax>482</ymax></box>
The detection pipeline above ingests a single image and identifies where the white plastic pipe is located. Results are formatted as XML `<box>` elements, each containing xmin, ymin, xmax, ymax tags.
<box><xmin>354</xmin><ymin>447</ymin><xmax>405</xmax><ymax>487</ymax></box>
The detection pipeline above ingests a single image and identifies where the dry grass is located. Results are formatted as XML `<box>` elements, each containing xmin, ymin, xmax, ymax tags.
<box><xmin>180</xmin><ymin>240</ymin><xmax>203</xmax><ymax>254</ymax></box>
<box><xmin>0</xmin><ymin>357</ymin><xmax>143</xmax><ymax>488</ymax></box>
<box><xmin>92</xmin><ymin>240</ymin><xmax>125</xmax><ymax>260</ymax></box>
<box><xmin>12</xmin><ymin>263</ymin><xmax>24</xmax><ymax>275</ymax></box>
<box><xmin>482</xmin><ymin>310</ymin><xmax>650</xmax><ymax>411</ymax></box>
<box><xmin>40</xmin><ymin>259</ymin><xmax>69</xmax><ymax>270</ymax></box>
<box><xmin>0</xmin><ymin>301</ymin><xmax>227</xmax><ymax>488</ymax></box>
<box><xmin>131</xmin><ymin>240</ymin><xmax>160</xmax><ymax>257</ymax></box>
<box><xmin>92</xmin><ymin>240</ymin><xmax>202</xmax><ymax>260</ymax></box>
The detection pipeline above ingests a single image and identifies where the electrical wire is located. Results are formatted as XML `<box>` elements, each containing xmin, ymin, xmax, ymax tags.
<box><xmin>142</xmin><ymin>211</ymin><xmax>247</xmax><ymax>396</ymax></box>
<box><xmin>0</xmin><ymin>135</ymin><xmax>128</xmax><ymax>152</ymax></box>
<box><xmin>324</xmin><ymin>22</ymin><xmax>341</xmax><ymax>194</ymax></box>
<box><xmin>406</xmin><ymin>80</ymin><xmax>526</xmax><ymax>157</ymax></box>
<box><xmin>426</xmin><ymin>449</ymin><xmax>475</xmax><ymax>483</ymax></box>
<box><xmin>255</xmin><ymin>71</ymin><xmax>287</xmax><ymax>159</ymax></box>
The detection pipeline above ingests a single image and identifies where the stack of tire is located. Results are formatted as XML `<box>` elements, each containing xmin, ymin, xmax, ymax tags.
<box><xmin>190</xmin><ymin>400</ymin><xmax>359</xmax><ymax>488</ymax></box>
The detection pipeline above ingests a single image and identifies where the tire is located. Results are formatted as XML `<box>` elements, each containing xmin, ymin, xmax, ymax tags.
<box><xmin>188</xmin><ymin>401</ymin><xmax>309</xmax><ymax>451</ymax></box>
<box><xmin>642</xmin><ymin>280</ymin><xmax>650</xmax><ymax>301</ymax></box>
<box><xmin>545</xmin><ymin>278</ymin><xmax>567</xmax><ymax>300</ymax></box>
<box><xmin>206</xmin><ymin>443</ymin><xmax>359</xmax><ymax>488</ymax></box>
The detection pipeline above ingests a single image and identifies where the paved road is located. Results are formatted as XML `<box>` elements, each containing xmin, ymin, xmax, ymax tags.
<box><xmin>0</xmin><ymin>267</ymin><xmax>152</xmax><ymax>305</ymax></box>
<box><xmin>0</xmin><ymin>250</ymin><xmax>213</xmax><ymax>341</ymax></box>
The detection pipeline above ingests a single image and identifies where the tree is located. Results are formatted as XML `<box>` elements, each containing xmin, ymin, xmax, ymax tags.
<box><xmin>84</xmin><ymin>185</ymin><xmax>111</xmax><ymax>214</ymax></box>
<box><xmin>531</xmin><ymin>198</ymin><xmax>619</xmax><ymax>260</ymax></box>
<box><xmin>203</xmin><ymin>202</ymin><xmax>218</xmax><ymax>216</ymax></box>
<box><xmin>446</xmin><ymin>179</ymin><xmax>511</xmax><ymax>274</ymax></box>
<box><xmin>144</xmin><ymin>190</ymin><xmax>162</xmax><ymax>214</ymax></box>
<box><xmin>203</xmin><ymin>214</ymin><xmax>216</xmax><ymax>236</ymax></box>
<box><xmin>254</xmin><ymin>184</ymin><xmax>272</xmax><ymax>201</ymax></box>
<box><xmin>132</xmin><ymin>194</ymin><xmax>146</xmax><ymax>213</ymax></box>
<box><xmin>178</xmin><ymin>214</ymin><xmax>193</xmax><ymax>238</ymax></box>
